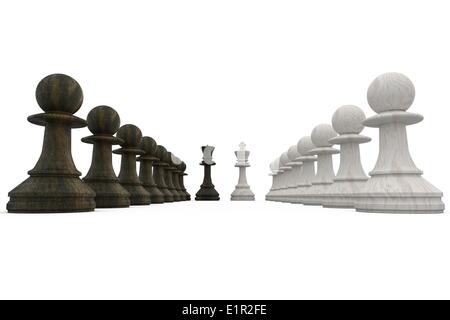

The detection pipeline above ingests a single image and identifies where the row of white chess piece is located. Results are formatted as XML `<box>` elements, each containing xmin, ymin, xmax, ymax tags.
<box><xmin>266</xmin><ymin>72</ymin><xmax>445</xmax><ymax>213</ymax></box>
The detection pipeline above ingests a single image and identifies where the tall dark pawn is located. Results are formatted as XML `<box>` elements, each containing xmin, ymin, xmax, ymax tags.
<box><xmin>179</xmin><ymin>162</ymin><xmax>191</xmax><ymax>201</ymax></box>
<box><xmin>113</xmin><ymin>124</ymin><xmax>151</xmax><ymax>205</ymax></box>
<box><xmin>195</xmin><ymin>146</ymin><xmax>220</xmax><ymax>201</ymax></box>
<box><xmin>7</xmin><ymin>74</ymin><xmax>96</xmax><ymax>213</ymax></box>
<box><xmin>82</xmin><ymin>106</ymin><xmax>130</xmax><ymax>208</ymax></box>
<box><xmin>138</xmin><ymin>137</ymin><xmax>165</xmax><ymax>204</ymax></box>
<box><xmin>170</xmin><ymin>155</ymin><xmax>186</xmax><ymax>201</ymax></box>
<box><xmin>166</xmin><ymin>153</ymin><xmax>183</xmax><ymax>201</ymax></box>
<box><xmin>153</xmin><ymin>145</ymin><xmax>174</xmax><ymax>203</ymax></box>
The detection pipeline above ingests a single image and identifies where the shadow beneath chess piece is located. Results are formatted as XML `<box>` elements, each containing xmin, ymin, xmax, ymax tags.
<box><xmin>231</xmin><ymin>142</ymin><xmax>255</xmax><ymax>201</ymax></box>
<box><xmin>195</xmin><ymin>146</ymin><xmax>220</xmax><ymax>201</ymax></box>
<box><xmin>355</xmin><ymin>72</ymin><xmax>445</xmax><ymax>213</ymax></box>
<box><xmin>170</xmin><ymin>154</ymin><xmax>185</xmax><ymax>201</ymax></box>
<box><xmin>179</xmin><ymin>162</ymin><xmax>191</xmax><ymax>201</ymax></box>
<box><xmin>7</xmin><ymin>74</ymin><xmax>96</xmax><ymax>213</ymax></box>
<box><xmin>82</xmin><ymin>106</ymin><xmax>131</xmax><ymax>208</ymax></box>
<box><xmin>153</xmin><ymin>145</ymin><xmax>174</xmax><ymax>203</ymax></box>
<box><xmin>138</xmin><ymin>137</ymin><xmax>165</xmax><ymax>204</ymax></box>
<box><xmin>113</xmin><ymin>124</ymin><xmax>151</xmax><ymax>205</ymax></box>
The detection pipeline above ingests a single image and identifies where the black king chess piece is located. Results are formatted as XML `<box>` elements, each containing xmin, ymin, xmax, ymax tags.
<box><xmin>179</xmin><ymin>162</ymin><xmax>191</xmax><ymax>201</ymax></box>
<box><xmin>82</xmin><ymin>106</ymin><xmax>131</xmax><ymax>208</ymax></box>
<box><xmin>113</xmin><ymin>124</ymin><xmax>151</xmax><ymax>205</ymax></box>
<box><xmin>138</xmin><ymin>136</ymin><xmax>165</xmax><ymax>204</ymax></box>
<box><xmin>7</xmin><ymin>73</ymin><xmax>96</xmax><ymax>213</ymax></box>
<box><xmin>195</xmin><ymin>145</ymin><xmax>220</xmax><ymax>201</ymax></box>
<box><xmin>153</xmin><ymin>145</ymin><xmax>174</xmax><ymax>203</ymax></box>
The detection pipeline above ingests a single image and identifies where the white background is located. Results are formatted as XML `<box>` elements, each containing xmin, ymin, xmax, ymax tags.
<box><xmin>0</xmin><ymin>0</ymin><xmax>449</xmax><ymax>299</ymax></box>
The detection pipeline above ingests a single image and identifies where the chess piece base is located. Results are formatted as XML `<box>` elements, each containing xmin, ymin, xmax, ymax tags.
<box><xmin>231</xmin><ymin>186</ymin><xmax>255</xmax><ymax>201</ymax></box>
<box><xmin>84</xmin><ymin>180</ymin><xmax>131</xmax><ymax>208</ymax></box>
<box><xmin>7</xmin><ymin>176</ymin><xmax>96</xmax><ymax>213</ymax></box>
<box><xmin>144</xmin><ymin>186</ymin><xmax>165</xmax><ymax>204</ymax></box>
<box><xmin>354</xmin><ymin>175</ymin><xmax>444</xmax><ymax>213</ymax></box>
<box><xmin>321</xmin><ymin>180</ymin><xmax>367</xmax><ymax>208</ymax></box>
<box><xmin>195</xmin><ymin>187</ymin><xmax>220</xmax><ymax>201</ymax></box>
<box><xmin>121</xmin><ymin>183</ymin><xmax>151</xmax><ymax>205</ymax></box>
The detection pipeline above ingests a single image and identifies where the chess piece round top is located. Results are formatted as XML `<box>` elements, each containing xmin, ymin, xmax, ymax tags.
<box><xmin>311</xmin><ymin>123</ymin><xmax>337</xmax><ymax>147</ymax></box>
<box><xmin>172</xmin><ymin>154</ymin><xmax>182</xmax><ymax>166</ymax></box>
<box><xmin>367</xmin><ymin>72</ymin><xmax>415</xmax><ymax>113</ymax></box>
<box><xmin>116</xmin><ymin>124</ymin><xmax>142</xmax><ymax>148</ymax></box>
<box><xmin>87</xmin><ymin>105</ymin><xmax>121</xmax><ymax>135</ymax></box>
<box><xmin>179</xmin><ymin>162</ymin><xmax>187</xmax><ymax>172</ymax></box>
<box><xmin>287</xmin><ymin>145</ymin><xmax>300</xmax><ymax>161</ymax></box>
<box><xmin>280</xmin><ymin>152</ymin><xmax>290</xmax><ymax>167</ymax></box>
<box><xmin>297</xmin><ymin>136</ymin><xmax>316</xmax><ymax>156</ymax></box>
<box><xmin>155</xmin><ymin>145</ymin><xmax>168</xmax><ymax>163</ymax></box>
<box><xmin>332</xmin><ymin>105</ymin><xmax>366</xmax><ymax>134</ymax></box>
<box><xmin>139</xmin><ymin>136</ymin><xmax>157</xmax><ymax>155</ymax></box>
<box><xmin>36</xmin><ymin>73</ymin><xmax>84</xmax><ymax>114</ymax></box>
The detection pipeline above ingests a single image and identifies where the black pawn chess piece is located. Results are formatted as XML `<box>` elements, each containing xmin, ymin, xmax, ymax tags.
<box><xmin>195</xmin><ymin>146</ymin><xmax>220</xmax><ymax>201</ymax></box>
<box><xmin>171</xmin><ymin>157</ymin><xmax>186</xmax><ymax>201</ymax></box>
<box><xmin>138</xmin><ymin>136</ymin><xmax>165</xmax><ymax>204</ymax></box>
<box><xmin>7</xmin><ymin>73</ymin><xmax>96</xmax><ymax>213</ymax></box>
<box><xmin>153</xmin><ymin>145</ymin><xmax>174</xmax><ymax>203</ymax></box>
<box><xmin>178</xmin><ymin>161</ymin><xmax>191</xmax><ymax>201</ymax></box>
<box><xmin>113</xmin><ymin>124</ymin><xmax>151</xmax><ymax>205</ymax></box>
<box><xmin>164</xmin><ymin>151</ymin><xmax>182</xmax><ymax>201</ymax></box>
<box><xmin>81</xmin><ymin>106</ymin><xmax>131</xmax><ymax>208</ymax></box>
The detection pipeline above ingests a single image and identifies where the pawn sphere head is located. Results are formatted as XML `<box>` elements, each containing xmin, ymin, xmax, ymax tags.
<box><xmin>297</xmin><ymin>136</ymin><xmax>315</xmax><ymax>155</ymax></box>
<box><xmin>274</xmin><ymin>157</ymin><xmax>281</xmax><ymax>170</ymax></box>
<box><xmin>367</xmin><ymin>72</ymin><xmax>415</xmax><ymax>113</ymax></box>
<box><xmin>280</xmin><ymin>152</ymin><xmax>290</xmax><ymax>166</ymax></box>
<box><xmin>87</xmin><ymin>105</ymin><xmax>120</xmax><ymax>135</ymax></box>
<box><xmin>36</xmin><ymin>73</ymin><xmax>84</xmax><ymax>114</ymax></box>
<box><xmin>180</xmin><ymin>162</ymin><xmax>187</xmax><ymax>172</ymax></box>
<box><xmin>156</xmin><ymin>145</ymin><xmax>167</xmax><ymax>161</ymax></box>
<box><xmin>287</xmin><ymin>145</ymin><xmax>300</xmax><ymax>161</ymax></box>
<box><xmin>332</xmin><ymin>105</ymin><xmax>366</xmax><ymax>134</ymax></box>
<box><xmin>311</xmin><ymin>124</ymin><xmax>337</xmax><ymax>147</ymax></box>
<box><xmin>139</xmin><ymin>136</ymin><xmax>157</xmax><ymax>155</ymax></box>
<box><xmin>116</xmin><ymin>124</ymin><xmax>142</xmax><ymax>148</ymax></box>
<box><xmin>165</xmin><ymin>151</ymin><xmax>173</xmax><ymax>164</ymax></box>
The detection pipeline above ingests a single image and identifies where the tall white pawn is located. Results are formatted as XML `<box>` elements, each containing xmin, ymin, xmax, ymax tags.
<box><xmin>268</xmin><ymin>157</ymin><xmax>284</xmax><ymax>201</ymax></box>
<box><xmin>302</xmin><ymin>124</ymin><xmax>339</xmax><ymax>205</ymax></box>
<box><xmin>279</xmin><ymin>145</ymin><xmax>302</xmax><ymax>202</ymax></box>
<box><xmin>322</xmin><ymin>105</ymin><xmax>371</xmax><ymax>208</ymax></box>
<box><xmin>273</xmin><ymin>152</ymin><xmax>292</xmax><ymax>202</ymax></box>
<box><xmin>289</xmin><ymin>136</ymin><xmax>317</xmax><ymax>204</ymax></box>
<box><xmin>355</xmin><ymin>72</ymin><xmax>444</xmax><ymax>213</ymax></box>
<box><xmin>265</xmin><ymin>160</ymin><xmax>278</xmax><ymax>201</ymax></box>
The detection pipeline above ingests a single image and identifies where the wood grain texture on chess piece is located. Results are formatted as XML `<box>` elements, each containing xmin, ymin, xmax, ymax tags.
<box><xmin>113</xmin><ymin>124</ymin><xmax>151</xmax><ymax>205</ymax></box>
<box><xmin>138</xmin><ymin>137</ymin><xmax>165</xmax><ymax>204</ymax></box>
<box><xmin>354</xmin><ymin>72</ymin><xmax>444</xmax><ymax>213</ymax></box>
<box><xmin>7</xmin><ymin>74</ymin><xmax>96</xmax><ymax>213</ymax></box>
<box><xmin>82</xmin><ymin>106</ymin><xmax>131</xmax><ymax>208</ymax></box>
<box><xmin>195</xmin><ymin>146</ymin><xmax>220</xmax><ymax>201</ymax></box>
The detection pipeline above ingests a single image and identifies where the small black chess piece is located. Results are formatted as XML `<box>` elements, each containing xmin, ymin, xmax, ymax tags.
<box><xmin>7</xmin><ymin>74</ymin><xmax>96</xmax><ymax>213</ymax></box>
<box><xmin>195</xmin><ymin>146</ymin><xmax>220</xmax><ymax>201</ymax></box>
<box><xmin>82</xmin><ymin>106</ymin><xmax>130</xmax><ymax>208</ymax></box>
<box><xmin>153</xmin><ymin>145</ymin><xmax>174</xmax><ymax>203</ymax></box>
<box><xmin>171</xmin><ymin>157</ymin><xmax>186</xmax><ymax>201</ymax></box>
<box><xmin>179</xmin><ymin>162</ymin><xmax>191</xmax><ymax>201</ymax></box>
<box><xmin>165</xmin><ymin>152</ymin><xmax>183</xmax><ymax>201</ymax></box>
<box><xmin>113</xmin><ymin>124</ymin><xmax>151</xmax><ymax>205</ymax></box>
<box><xmin>138</xmin><ymin>136</ymin><xmax>165</xmax><ymax>204</ymax></box>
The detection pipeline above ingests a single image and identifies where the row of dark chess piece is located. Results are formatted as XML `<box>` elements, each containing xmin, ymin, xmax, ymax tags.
<box><xmin>7</xmin><ymin>73</ymin><xmax>190</xmax><ymax>213</ymax></box>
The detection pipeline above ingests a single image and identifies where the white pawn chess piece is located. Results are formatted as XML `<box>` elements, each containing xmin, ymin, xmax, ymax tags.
<box><xmin>322</xmin><ymin>105</ymin><xmax>371</xmax><ymax>208</ymax></box>
<box><xmin>289</xmin><ymin>136</ymin><xmax>317</xmax><ymax>204</ymax></box>
<box><xmin>302</xmin><ymin>124</ymin><xmax>339</xmax><ymax>205</ymax></box>
<box><xmin>281</xmin><ymin>145</ymin><xmax>302</xmax><ymax>202</ymax></box>
<box><xmin>268</xmin><ymin>157</ymin><xmax>283</xmax><ymax>201</ymax></box>
<box><xmin>231</xmin><ymin>142</ymin><xmax>255</xmax><ymax>201</ymax></box>
<box><xmin>265</xmin><ymin>160</ymin><xmax>278</xmax><ymax>201</ymax></box>
<box><xmin>274</xmin><ymin>152</ymin><xmax>292</xmax><ymax>201</ymax></box>
<box><xmin>355</xmin><ymin>72</ymin><xmax>445</xmax><ymax>213</ymax></box>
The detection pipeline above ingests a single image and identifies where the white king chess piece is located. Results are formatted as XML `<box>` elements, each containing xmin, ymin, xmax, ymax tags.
<box><xmin>231</xmin><ymin>142</ymin><xmax>255</xmax><ymax>201</ymax></box>
<box><xmin>355</xmin><ymin>72</ymin><xmax>444</xmax><ymax>213</ymax></box>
